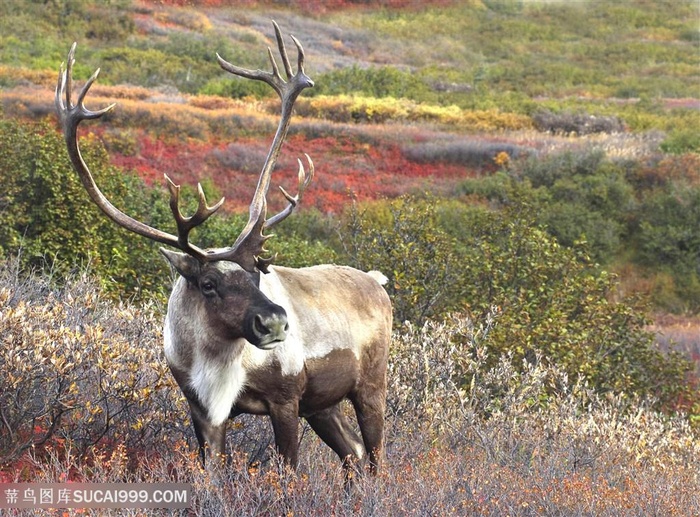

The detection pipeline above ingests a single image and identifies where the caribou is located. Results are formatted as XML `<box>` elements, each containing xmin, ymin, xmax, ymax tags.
<box><xmin>55</xmin><ymin>23</ymin><xmax>392</xmax><ymax>477</ymax></box>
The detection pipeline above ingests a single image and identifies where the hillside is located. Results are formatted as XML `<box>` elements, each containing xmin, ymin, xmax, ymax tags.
<box><xmin>1</xmin><ymin>0</ymin><xmax>698</xmax><ymax>314</ymax></box>
<box><xmin>1</xmin><ymin>1</ymin><xmax>699</xmax><ymax>513</ymax></box>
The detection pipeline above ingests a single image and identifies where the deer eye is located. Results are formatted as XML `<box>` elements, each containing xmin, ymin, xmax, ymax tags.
<box><xmin>200</xmin><ymin>279</ymin><xmax>217</xmax><ymax>297</ymax></box>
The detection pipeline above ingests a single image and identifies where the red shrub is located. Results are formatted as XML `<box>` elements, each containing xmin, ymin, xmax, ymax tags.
<box><xmin>108</xmin><ymin>132</ymin><xmax>479</xmax><ymax>213</ymax></box>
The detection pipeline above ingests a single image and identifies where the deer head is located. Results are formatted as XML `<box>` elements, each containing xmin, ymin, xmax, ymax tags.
<box><xmin>56</xmin><ymin>22</ymin><xmax>315</xmax><ymax>349</ymax></box>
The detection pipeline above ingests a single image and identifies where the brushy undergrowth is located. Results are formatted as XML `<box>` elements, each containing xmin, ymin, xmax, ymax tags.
<box><xmin>1</xmin><ymin>260</ymin><xmax>698</xmax><ymax>515</ymax></box>
<box><xmin>295</xmin><ymin>94</ymin><xmax>533</xmax><ymax>130</ymax></box>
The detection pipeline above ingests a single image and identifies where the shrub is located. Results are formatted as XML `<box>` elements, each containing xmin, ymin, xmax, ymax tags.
<box><xmin>265</xmin><ymin>209</ymin><xmax>340</xmax><ymax>268</ymax></box>
<box><xmin>94</xmin><ymin>47</ymin><xmax>197</xmax><ymax>91</ymax></box>
<box><xmin>454</xmin><ymin>205</ymin><xmax>693</xmax><ymax>410</ymax></box>
<box><xmin>0</xmin><ymin>119</ymin><xmax>114</xmax><ymax>269</ymax></box>
<box><xmin>0</xmin><ymin>259</ymin><xmax>184</xmax><ymax>466</ymax></box>
<box><xmin>542</xmin><ymin>201</ymin><xmax>624</xmax><ymax>261</ymax></box>
<box><xmin>533</xmin><ymin>110</ymin><xmax>625</xmax><ymax>135</ymax></box>
<box><xmin>200</xmin><ymin>76</ymin><xmax>273</xmax><ymax>99</ymax></box>
<box><xmin>459</xmin><ymin>149</ymin><xmax>637</xmax><ymax>262</ymax></box>
<box><xmin>0</xmin><ymin>268</ymin><xmax>700</xmax><ymax>517</ymax></box>
<box><xmin>0</xmin><ymin>118</ymin><xmax>171</xmax><ymax>299</ymax></box>
<box><xmin>516</xmin><ymin>148</ymin><xmax>608</xmax><ymax>189</ymax></box>
<box><xmin>338</xmin><ymin>195</ymin><xmax>695</xmax><ymax>412</ymax></box>
<box><xmin>403</xmin><ymin>140</ymin><xmax>527</xmax><ymax>168</ymax></box>
<box><xmin>635</xmin><ymin>182</ymin><xmax>700</xmax><ymax>312</ymax></box>
<box><xmin>310</xmin><ymin>64</ymin><xmax>433</xmax><ymax>101</ymax></box>
<box><xmin>295</xmin><ymin>95</ymin><xmax>532</xmax><ymax>130</ymax></box>
<box><xmin>660</xmin><ymin>129</ymin><xmax>700</xmax><ymax>154</ymax></box>
<box><xmin>340</xmin><ymin>198</ymin><xmax>461</xmax><ymax>326</ymax></box>
<box><xmin>387</xmin><ymin>314</ymin><xmax>699</xmax><ymax>514</ymax></box>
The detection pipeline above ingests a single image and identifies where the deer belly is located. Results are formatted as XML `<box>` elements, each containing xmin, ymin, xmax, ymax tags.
<box><xmin>231</xmin><ymin>349</ymin><xmax>360</xmax><ymax>417</ymax></box>
<box><xmin>299</xmin><ymin>349</ymin><xmax>360</xmax><ymax>416</ymax></box>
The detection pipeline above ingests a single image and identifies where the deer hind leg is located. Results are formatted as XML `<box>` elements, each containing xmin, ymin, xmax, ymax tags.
<box><xmin>306</xmin><ymin>405</ymin><xmax>365</xmax><ymax>469</ymax></box>
<box><xmin>350</xmin><ymin>381</ymin><xmax>386</xmax><ymax>475</ymax></box>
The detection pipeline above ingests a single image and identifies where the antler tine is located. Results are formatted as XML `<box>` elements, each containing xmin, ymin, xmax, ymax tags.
<box><xmin>265</xmin><ymin>154</ymin><xmax>314</xmax><ymax>229</ymax></box>
<box><xmin>216</xmin><ymin>21</ymin><xmax>313</xmax><ymax>98</ymax></box>
<box><xmin>56</xmin><ymin>43</ymin><xmax>213</xmax><ymax>262</ymax></box>
<box><xmin>165</xmin><ymin>175</ymin><xmax>225</xmax><ymax>251</ymax></box>
<box><xmin>290</xmin><ymin>35</ymin><xmax>307</xmax><ymax>76</ymax></box>
<box><xmin>272</xmin><ymin>20</ymin><xmax>294</xmax><ymax>80</ymax></box>
<box><xmin>56</xmin><ymin>43</ymin><xmax>116</xmax><ymax>124</ymax></box>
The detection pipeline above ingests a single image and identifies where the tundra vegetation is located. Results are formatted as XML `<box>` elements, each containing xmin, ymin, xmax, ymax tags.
<box><xmin>0</xmin><ymin>0</ymin><xmax>698</xmax><ymax>514</ymax></box>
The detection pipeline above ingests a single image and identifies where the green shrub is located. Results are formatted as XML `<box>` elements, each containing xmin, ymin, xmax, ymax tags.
<box><xmin>94</xmin><ymin>46</ymin><xmax>200</xmax><ymax>92</ymax></box>
<box><xmin>459</xmin><ymin>150</ymin><xmax>637</xmax><ymax>263</ymax></box>
<box><xmin>0</xmin><ymin>119</ymin><xmax>113</xmax><ymax>270</ymax></box>
<box><xmin>660</xmin><ymin>129</ymin><xmax>700</xmax><ymax>154</ymax></box>
<box><xmin>635</xmin><ymin>182</ymin><xmax>700</xmax><ymax>312</ymax></box>
<box><xmin>0</xmin><ymin>118</ymin><xmax>171</xmax><ymax>299</ymax></box>
<box><xmin>340</xmin><ymin>198</ymin><xmax>461</xmax><ymax>326</ymax></box>
<box><xmin>517</xmin><ymin>149</ymin><xmax>608</xmax><ymax>189</ymax></box>
<box><xmin>310</xmin><ymin>65</ymin><xmax>434</xmax><ymax>102</ymax></box>
<box><xmin>543</xmin><ymin>202</ymin><xmax>624</xmax><ymax>261</ymax></box>
<box><xmin>337</xmin><ymin>195</ymin><xmax>694</xmax><ymax>410</ymax></box>
<box><xmin>201</xmin><ymin>76</ymin><xmax>275</xmax><ymax>100</ymax></box>
<box><xmin>265</xmin><ymin>209</ymin><xmax>339</xmax><ymax>268</ymax></box>
<box><xmin>456</xmin><ymin>206</ymin><xmax>691</xmax><ymax>406</ymax></box>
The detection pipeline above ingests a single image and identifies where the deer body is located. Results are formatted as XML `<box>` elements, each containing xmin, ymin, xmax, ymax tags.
<box><xmin>164</xmin><ymin>263</ymin><xmax>391</xmax><ymax>467</ymax></box>
<box><xmin>56</xmin><ymin>23</ymin><xmax>392</xmax><ymax>476</ymax></box>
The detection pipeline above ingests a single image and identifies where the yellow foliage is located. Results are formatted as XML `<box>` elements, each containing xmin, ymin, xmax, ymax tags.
<box><xmin>296</xmin><ymin>95</ymin><xmax>533</xmax><ymax>131</ymax></box>
<box><xmin>153</xmin><ymin>8</ymin><xmax>212</xmax><ymax>32</ymax></box>
<box><xmin>0</xmin><ymin>65</ymin><xmax>56</xmax><ymax>88</ymax></box>
<box><xmin>494</xmin><ymin>151</ymin><xmax>511</xmax><ymax>167</ymax></box>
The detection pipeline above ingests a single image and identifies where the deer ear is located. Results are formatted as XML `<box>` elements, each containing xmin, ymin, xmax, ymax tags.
<box><xmin>160</xmin><ymin>248</ymin><xmax>201</xmax><ymax>280</ymax></box>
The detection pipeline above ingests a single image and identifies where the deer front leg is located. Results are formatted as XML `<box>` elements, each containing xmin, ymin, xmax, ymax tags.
<box><xmin>188</xmin><ymin>400</ymin><xmax>227</xmax><ymax>473</ymax></box>
<box><xmin>269</xmin><ymin>402</ymin><xmax>300</xmax><ymax>468</ymax></box>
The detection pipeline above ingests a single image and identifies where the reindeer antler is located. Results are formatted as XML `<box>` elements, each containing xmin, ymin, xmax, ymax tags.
<box><xmin>56</xmin><ymin>22</ymin><xmax>314</xmax><ymax>272</ymax></box>
<box><xmin>215</xmin><ymin>21</ymin><xmax>314</xmax><ymax>272</ymax></box>
<box><xmin>56</xmin><ymin>42</ymin><xmax>223</xmax><ymax>261</ymax></box>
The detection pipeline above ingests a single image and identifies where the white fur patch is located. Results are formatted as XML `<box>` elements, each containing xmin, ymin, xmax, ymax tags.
<box><xmin>190</xmin><ymin>340</ymin><xmax>248</xmax><ymax>427</ymax></box>
<box><xmin>257</xmin><ymin>270</ymin><xmax>307</xmax><ymax>376</ymax></box>
<box><xmin>259</xmin><ymin>267</ymin><xmax>368</xmax><ymax>373</ymax></box>
<box><xmin>367</xmin><ymin>270</ymin><xmax>389</xmax><ymax>286</ymax></box>
<box><xmin>165</xmin><ymin>276</ymin><xmax>251</xmax><ymax>427</ymax></box>
<box><xmin>163</xmin><ymin>318</ymin><xmax>177</xmax><ymax>367</ymax></box>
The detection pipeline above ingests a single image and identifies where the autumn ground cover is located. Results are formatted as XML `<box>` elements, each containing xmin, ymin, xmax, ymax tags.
<box><xmin>0</xmin><ymin>81</ymin><xmax>515</xmax><ymax>211</ymax></box>
<box><xmin>1</xmin><ymin>265</ymin><xmax>698</xmax><ymax>516</ymax></box>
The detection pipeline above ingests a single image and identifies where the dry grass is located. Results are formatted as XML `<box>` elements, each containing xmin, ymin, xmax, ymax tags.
<box><xmin>1</xmin><ymin>261</ymin><xmax>698</xmax><ymax>515</ymax></box>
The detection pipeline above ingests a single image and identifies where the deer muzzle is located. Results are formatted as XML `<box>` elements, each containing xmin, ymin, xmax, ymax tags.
<box><xmin>248</xmin><ymin>307</ymin><xmax>289</xmax><ymax>350</ymax></box>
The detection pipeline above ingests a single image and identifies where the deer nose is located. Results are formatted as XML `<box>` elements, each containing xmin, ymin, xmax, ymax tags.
<box><xmin>251</xmin><ymin>311</ymin><xmax>289</xmax><ymax>349</ymax></box>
